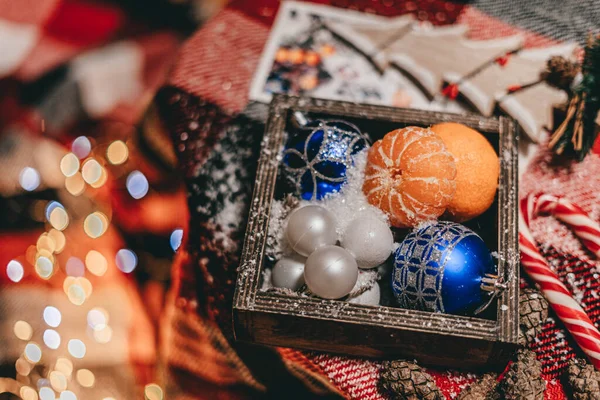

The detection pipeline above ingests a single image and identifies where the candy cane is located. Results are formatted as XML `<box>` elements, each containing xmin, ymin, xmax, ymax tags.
<box><xmin>519</xmin><ymin>193</ymin><xmax>600</xmax><ymax>369</ymax></box>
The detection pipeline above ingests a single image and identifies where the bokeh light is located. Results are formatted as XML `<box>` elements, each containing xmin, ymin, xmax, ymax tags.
<box><xmin>48</xmin><ymin>229</ymin><xmax>66</xmax><ymax>253</ymax></box>
<box><xmin>60</xmin><ymin>153</ymin><xmax>80</xmax><ymax>177</ymax></box>
<box><xmin>7</xmin><ymin>260</ymin><xmax>24</xmax><ymax>282</ymax></box>
<box><xmin>19</xmin><ymin>386</ymin><xmax>37</xmax><ymax>400</ymax></box>
<box><xmin>43</xmin><ymin>329</ymin><xmax>61</xmax><ymax>349</ymax></box>
<box><xmin>170</xmin><ymin>228</ymin><xmax>183</xmax><ymax>251</ymax></box>
<box><xmin>35</xmin><ymin>256</ymin><xmax>54</xmax><ymax>279</ymax></box>
<box><xmin>81</xmin><ymin>159</ymin><xmax>103</xmax><ymax>185</ymax></box>
<box><xmin>93</xmin><ymin>325</ymin><xmax>113</xmax><ymax>344</ymax></box>
<box><xmin>15</xmin><ymin>357</ymin><xmax>32</xmax><ymax>376</ymax></box>
<box><xmin>19</xmin><ymin>167</ymin><xmax>40</xmax><ymax>191</ymax></box>
<box><xmin>24</xmin><ymin>342</ymin><xmax>42</xmax><ymax>363</ymax></box>
<box><xmin>66</xmin><ymin>284</ymin><xmax>86</xmax><ymax>306</ymax></box>
<box><xmin>14</xmin><ymin>320</ymin><xmax>33</xmax><ymax>341</ymax></box>
<box><xmin>65</xmin><ymin>173</ymin><xmax>85</xmax><ymax>196</ymax></box>
<box><xmin>36</xmin><ymin>233</ymin><xmax>56</xmax><ymax>254</ymax></box>
<box><xmin>38</xmin><ymin>387</ymin><xmax>54</xmax><ymax>400</ymax></box>
<box><xmin>87</xmin><ymin>308</ymin><xmax>109</xmax><ymax>331</ymax></box>
<box><xmin>126</xmin><ymin>170</ymin><xmax>149</xmax><ymax>199</ymax></box>
<box><xmin>116</xmin><ymin>249</ymin><xmax>137</xmax><ymax>273</ymax></box>
<box><xmin>85</xmin><ymin>250</ymin><xmax>108</xmax><ymax>276</ymax></box>
<box><xmin>49</xmin><ymin>206</ymin><xmax>69</xmax><ymax>231</ymax></box>
<box><xmin>49</xmin><ymin>370</ymin><xmax>67</xmax><ymax>392</ymax></box>
<box><xmin>76</xmin><ymin>369</ymin><xmax>95</xmax><ymax>388</ymax></box>
<box><xmin>59</xmin><ymin>390</ymin><xmax>77</xmax><ymax>400</ymax></box>
<box><xmin>107</xmin><ymin>140</ymin><xmax>129</xmax><ymax>165</ymax></box>
<box><xmin>66</xmin><ymin>257</ymin><xmax>85</xmax><ymax>277</ymax></box>
<box><xmin>43</xmin><ymin>306</ymin><xmax>62</xmax><ymax>327</ymax></box>
<box><xmin>83</xmin><ymin>212</ymin><xmax>108</xmax><ymax>238</ymax></box>
<box><xmin>89</xmin><ymin>166</ymin><xmax>108</xmax><ymax>188</ymax></box>
<box><xmin>45</xmin><ymin>201</ymin><xmax>63</xmax><ymax>220</ymax></box>
<box><xmin>67</xmin><ymin>339</ymin><xmax>86</xmax><ymax>358</ymax></box>
<box><xmin>72</xmin><ymin>136</ymin><xmax>91</xmax><ymax>159</ymax></box>
<box><xmin>144</xmin><ymin>383</ymin><xmax>164</xmax><ymax>400</ymax></box>
<box><xmin>55</xmin><ymin>358</ymin><xmax>73</xmax><ymax>377</ymax></box>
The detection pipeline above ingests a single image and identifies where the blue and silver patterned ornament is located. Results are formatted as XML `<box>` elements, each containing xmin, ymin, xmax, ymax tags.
<box><xmin>282</xmin><ymin>120</ymin><xmax>369</xmax><ymax>200</ymax></box>
<box><xmin>392</xmin><ymin>221</ymin><xmax>498</xmax><ymax>316</ymax></box>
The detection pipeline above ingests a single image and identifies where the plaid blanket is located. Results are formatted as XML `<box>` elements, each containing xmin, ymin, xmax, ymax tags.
<box><xmin>1</xmin><ymin>0</ymin><xmax>599</xmax><ymax>399</ymax></box>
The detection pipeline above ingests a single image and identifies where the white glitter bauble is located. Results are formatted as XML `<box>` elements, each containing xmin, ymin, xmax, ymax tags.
<box><xmin>348</xmin><ymin>282</ymin><xmax>381</xmax><ymax>305</ymax></box>
<box><xmin>341</xmin><ymin>216</ymin><xmax>393</xmax><ymax>268</ymax></box>
<box><xmin>304</xmin><ymin>245</ymin><xmax>358</xmax><ymax>299</ymax></box>
<box><xmin>271</xmin><ymin>255</ymin><xmax>305</xmax><ymax>290</ymax></box>
<box><xmin>286</xmin><ymin>205</ymin><xmax>337</xmax><ymax>257</ymax></box>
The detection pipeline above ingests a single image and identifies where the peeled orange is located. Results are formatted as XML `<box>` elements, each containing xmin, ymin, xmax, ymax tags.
<box><xmin>362</xmin><ymin>126</ymin><xmax>456</xmax><ymax>228</ymax></box>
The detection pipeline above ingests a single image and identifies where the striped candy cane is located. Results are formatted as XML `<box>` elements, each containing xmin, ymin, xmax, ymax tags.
<box><xmin>519</xmin><ymin>193</ymin><xmax>600</xmax><ymax>369</ymax></box>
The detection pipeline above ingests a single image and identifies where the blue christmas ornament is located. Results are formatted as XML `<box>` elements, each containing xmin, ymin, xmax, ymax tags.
<box><xmin>282</xmin><ymin>120</ymin><xmax>369</xmax><ymax>200</ymax></box>
<box><xmin>392</xmin><ymin>221</ymin><xmax>498</xmax><ymax>316</ymax></box>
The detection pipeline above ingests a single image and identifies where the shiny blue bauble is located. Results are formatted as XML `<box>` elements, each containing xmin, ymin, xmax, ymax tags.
<box><xmin>392</xmin><ymin>221</ymin><xmax>496</xmax><ymax>316</ymax></box>
<box><xmin>282</xmin><ymin>120</ymin><xmax>369</xmax><ymax>200</ymax></box>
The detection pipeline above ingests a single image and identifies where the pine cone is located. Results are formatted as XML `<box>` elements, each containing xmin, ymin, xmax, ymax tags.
<box><xmin>566</xmin><ymin>358</ymin><xmax>600</xmax><ymax>400</ymax></box>
<box><xmin>497</xmin><ymin>350</ymin><xmax>545</xmax><ymax>400</ymax></box>
<box><xmin>519</xmin><ymin>288</ymin><xmax>549</xmax><ymax>345</ymax></box>
<box><xmin>540</xmin><ymin>56</ymin><xmax>580</xmax><ymax>92</ymax></box>
<box><xmin>456</xmin><ymin>373</ymin><xmax>498</xmax><ymax>400</ymax></box>
<box><xmin>380</xmin><ymin>360</ymin><xmax>445</xmax><ymax>400</ymax></box>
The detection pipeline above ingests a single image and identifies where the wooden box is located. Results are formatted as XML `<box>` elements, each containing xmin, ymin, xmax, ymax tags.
<box><xmin>233</xmin><ymin>95</ymin><xmax>520</xmax><ymax>370</ymax></box>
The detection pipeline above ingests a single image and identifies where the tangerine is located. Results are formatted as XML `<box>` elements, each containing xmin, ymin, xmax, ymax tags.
<box><xmin>363</xmin><ymin>126</ymin><xmax>456</xmax><ymax>227</ymax></box>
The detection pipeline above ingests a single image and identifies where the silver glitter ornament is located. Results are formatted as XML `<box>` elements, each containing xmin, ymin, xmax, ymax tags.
<box><xmin>285</xmin><ymin>205</ymin><xmax>337</xmax><ymax>257</ymax></box>
<box><xmin>304</xmin><ymin>245</ymin><xmax>358</xmax><ymax>299</ymax></box>
<box><xmin>341</xmin><ymin>216</ymin><xmax>393</xmax><ymax>269</ymax></box>
<box><xmin>271</xmin><ymin>255</ymin><xmax>306</xmax><ymax>291</ymax></box>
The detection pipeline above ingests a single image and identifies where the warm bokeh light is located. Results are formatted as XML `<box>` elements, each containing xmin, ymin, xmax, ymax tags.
<box><xmin>89</xmin><ymin>166</ymin><xmax>108</xmax><ymax>189</ymax></box>
<box><xmin>15</xmin><ymin>357</ymin><xmax>32</xmax><ymax>376</ymax></box>
<box><xmin>107</xmin><ymin>140</ymin><xmax>129</xmax><ymax>165</ymax></box>
<box><xmin>170</xmin><ymin>228</ymin><xmax>183</xmax><ymax>251</ymax></box>
<box><xmin>55</xmin><ymin>358</ymin><xmax>73</xmax><ymax>377</ymax></box>
<box><xmin>43</xmin><ymin>329</ymin><xmax>61</xmax><ymax>350</ymax></box>
<box><xmin>76</xmin><ymin>369</ymin><xmax>95</xmax><ymax>388</ymax></box>
<box><xmin>7</xmin><ymin>260</ymin><xmax>24</xmax><ymax>282</ymax></box>
<box><xmin>37</xmin><ymin>233</ymin><xmax>56</xmax><ymax>254</ymax></box>
<box><xmin>49</xmin><ymin>370</ymin><xmax>67</xmax><ymax>392</ymax></box>
<box><xmin>35</xmin><ymin>256</ymin><xmax>54</xmax><ymax>279</ymax></box>
<box><xmin>81</xmin><ymin>159</ymin><xmax>103</xmax><ymax>185</ymax></box>
<box><xmin>49</xmin><ymin>206</ymin><xmax>69</xmax><ymax>231</ymax></box>
<box><xmin>48</xmin><ymin>229</ymin><xmax>66</xmax><ymax>253</ymax></box>
<box><xmin>126</xmin><ymin>170</ymin><xmax>149</xmax><ymax>199</ymax></box>
<box><xmin>83</xmin><ymin>212</ymin><xmax>108</xmax><ymax>238</ymax></box>
<box><xmin>85</xmin><ymin>250</ymin><xmax>108</xmax><ymax>276</ymax></box>
<box><xmin>67</xmin><ymin>339</ymin><xmax>86</xmax><ymax>359</ymax></box>
<box><xmin>93</xmin><ymin>325</ymin><xmax>113</xmax><ymax>344</ymax></box>
<box><xmin>87</xmin><ymin>308</ymin><xmax>109</xmax><ymax>331</ymax></box>
<box><xmin>72</xmin><ymin>136</ymin><xmax>91</xmax><ymax>159</ymax></box>
<box><xmin>115</xmin><ymin>249</ymin><xmax>137</xmax><ymax>273</ymax></box>
<box><xmin>65</xmin><ymin>257</ymin><xmax>85</xmax><ymax>277</ymax></box>
<box><xmin>43</xmin><ymin>306</ymin><xmax>62</xmax><ymax>327</ymax></box>
<box><xmin>144</xmin><ymin>383</ymin><xmax>164</xmax><ymax>400</ymax></box>
<box><xmin>19</xmin><ymin>167</ymin><xmax>41</xmax><ymax>191</ymax></box>
<box><xmin>19</xmin><ymin>386</ymin><xmax>38</xmax><ymax>400</ymax></box>
<box><xmin>13</xmin><ymin>320</ymin><xmax>33</xmax><ymax>341</ymax></box>
<box><xmin>60</xmin><ymin>153</ymin><xmax>80</xmax><ymax>177</ymax></box>
<box><xmin>24</xmin><ymin>342</ymin><xmax>42</xmax><ymax>363</ymax></box>
<box><xmin>65</xmin><ymin>172</ymin><xmax>85</xmax><ymax>196</ymax></box>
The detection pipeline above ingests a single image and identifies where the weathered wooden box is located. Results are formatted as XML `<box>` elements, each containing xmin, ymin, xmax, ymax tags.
<box><xmin>233</xmin><ymin>95</ymin><xmax>520</xmax><ymax>370</ymax></box>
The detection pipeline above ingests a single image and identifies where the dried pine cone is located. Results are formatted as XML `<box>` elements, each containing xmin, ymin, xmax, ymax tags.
<box><xmin>456</xmin><ymin>373</ymin><xmax>498</xmax><ymax>400</ymax></box>
<box><xmin>519</xmin><ymin>288</ymin><xmax>549</xmax><ymax>345</ymax></box>
<box><xmin>540</xmin><ymin>56</ymin><xmax>580</xmax><ymax>92</ymax></box>
<box><xmin>380</xmin><ymin>360</ymin><xmax>445</xmax><ymax>400</ymax></box>
<box><xmin>566</xmin><ymin>358</ymin><xmax>600</xmax><ymax>400</ymax></box>
<box><xmin>497</xmin><ymin>350</ymin><xmax>545</xmax><ymax>400</ymax></box>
